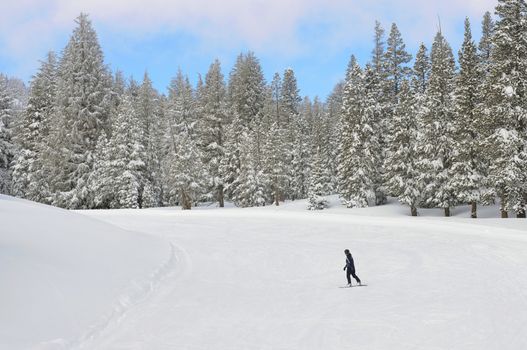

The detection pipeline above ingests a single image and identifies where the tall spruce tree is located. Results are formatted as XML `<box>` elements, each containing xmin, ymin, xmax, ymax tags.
<box><xmin>200</xmin><ymin>60</ymin><xmax>229</xmax><ymax>207</ymax></box>
<box><xmin>0</xmin><ymin>74</ymin><xmax>15</xmax><ymax>194</ymax></box>
<box><xmin>263</xmin><ymin>73</ymin><xmax>289</xmax><ymax>205</ymax></box>
<box><xmin>137</xmin><ymin>72</ymin><xmax>162</xmax><ymax>207</ymax></box>
<box><xmin>416</xmin><ymin>31</ymin><xmax>457</xmax><ymax>216</ymax></box>
<box><xmin>483</xmin><ymin>0</ymin><xmax>527</xmax><ymax>217</ymax></box>
<box><xmin>384</xmin><ymin>80</ymin><xmax>421</xmax><ymax>216</ymax></box>
<box><xmin>450</xmin><ymin>18</ymin><xmax>485</xmax><ymax>218</ymax></box>
<box><xmin>223</xmin><ymin>52</ymin><xmax>266</xmax><ymax>204</ymax></box>
<box><xmin>11</xmin><ymin>52</ymin><xmax>57</xmax><ymax>201</ymax></box>
<box><xmin>280</xmin><ymin>68</ymin><xmax>303</xmax><ymax>199</ymax></box>
<box><xmin>51</xmin><ymin>13</ymin><xmax>111</xmax><ymax>208</ymax></box>
<box><xmin>165</xmin><ymin>70</ymin><xmax>206</xmax><ymax>209</ymax></box>
<box><xmin>337</xmin><ymin>58</ymin><xmax>378</xmax><ymax>207</ymax></box>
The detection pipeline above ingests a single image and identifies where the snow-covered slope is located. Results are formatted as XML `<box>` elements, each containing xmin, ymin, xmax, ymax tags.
<box><xmin>78</xmin><ymin>197</ymin><xmax>527</xmax><ymax>350</ymax></box>
<box><xmin>0</xmin><ymin>195</ymin><xmax>173</xmax><ymax>350</ymax></box>
<box><xmin>3</xmin><ymin>195</ymin><xmax>527</xmax><ymax>349</ymax></box>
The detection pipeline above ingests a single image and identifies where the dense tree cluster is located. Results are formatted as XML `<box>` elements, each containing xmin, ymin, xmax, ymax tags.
<box><xmin>2</xmin><ymin>1</ymin><xmax>527</xmax><ymax>218</ymax></box>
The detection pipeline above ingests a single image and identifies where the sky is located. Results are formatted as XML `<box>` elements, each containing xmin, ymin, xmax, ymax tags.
<box><xmin>0</xmin><ymin>0</ymin><xmax>498</xmax><ymax>100</ymax></box>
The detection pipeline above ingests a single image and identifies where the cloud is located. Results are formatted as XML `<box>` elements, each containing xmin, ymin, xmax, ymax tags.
<box><xmin>0</xmin><ymin>0</ymin><xmax>498</xmax><ymax>81</ymax></box>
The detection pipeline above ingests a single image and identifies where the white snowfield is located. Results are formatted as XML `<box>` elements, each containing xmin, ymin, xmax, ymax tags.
<box><xmin>2</xmin><ymin>195</ymin><xmax>527</xmax><ymax>349</ymax></box>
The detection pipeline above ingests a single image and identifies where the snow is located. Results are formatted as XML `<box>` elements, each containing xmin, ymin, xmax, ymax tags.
<box><xmin>504</xmin><ymin>85</ymin><xmax>515</xmax><ymax>97</ymax></box>
<box><xmin>0</xmin><ymin>195</ymin><xmax>173</xmax><ymax>349</ymax></box>
<box><xmin>3</xmin><ymin>195</ymin><xmax>527</xmax><ymax>349</ymax></box>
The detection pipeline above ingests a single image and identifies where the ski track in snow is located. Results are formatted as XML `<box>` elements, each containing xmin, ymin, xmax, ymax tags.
<box><xmin>76</xmin><ymin>207</ymin><xmax>527</xmax><ymax>350</ymax></box>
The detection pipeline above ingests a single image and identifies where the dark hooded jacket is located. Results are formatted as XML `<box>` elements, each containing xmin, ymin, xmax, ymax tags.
<box><xmin>345</xmin><ymin>253</ymin><xmax>356</xmax><ymax>271</ymax></box>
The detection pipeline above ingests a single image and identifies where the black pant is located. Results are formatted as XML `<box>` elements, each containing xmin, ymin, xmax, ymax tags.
<box><xmin>346</xmin><ymin>268</ymin><xmax>361</xmax><ymax>284</ymax></box>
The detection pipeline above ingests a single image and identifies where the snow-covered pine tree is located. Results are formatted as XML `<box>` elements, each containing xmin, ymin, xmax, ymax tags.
<box><xmin>263</xmin><ymin>73</ymin><xmax>289</xmax><ymax>205</ymax></box>
<box><xmin>101</xmin><ymin>94</ymin><xmax>148</xmax><ymax>208</ymax></box>
<box><xmin>337</xmin><ymin>58</ymin><xmax>378</xmax><ymax>207</ymax></box>
<box><xmin>482</xmin><ymin>0</ymin><xmax>527</xmax><ymax>218</ymax></box>
<box><xmin>51</xmin><ymin>13</ymin><xmax>111</xmax><ymax>208</ymax></box>
<box><xmin>11</xmin><ymin>52</ymin><xmax>57</xmax><ymax>201</ymax></box>
<box><xmin>0</xmin><ymin>74</ymin><xmax>15</xmax><ymax>194</ymax></box>
<box><xmin>280</xmin><ymin>68</ymin><xmax>303</xmax><ymax>199</ymax></box>
<box><xmin>363</xmin><ymin>64</ymin><xmax>385</xmax><ymax>205</ymax></box>
<box><xmin>136</xmin><ymin>72</ymin><xmax>162</xmax><ymax>207</ymax></box>
<box><xmin>200</xmin><ymin>60</ymin><xmax>229</xmax><ymax>207</ymax></box>
<box><xmin>416</xmin><ymin>31</ymin><xmax>456</xmax><ymax>216</ymax></box>
<box><xmin>165</xmin><ymin>70</ymin><xmax>206</xmax><ymax>209</ymax></box>
<box><xmin>450</xmin><ymin>18</ymin><xmax>485</xmax><ymax>218</ymax></box>
<box><xmin>384</xmin><ymin>80</ymin><xmax>421</xmax><ymax>216</ymax></box>
<box><xmin>223</xmin><ymin>52</ymin><xmax>266</xmax><ymax>203</ymax></box>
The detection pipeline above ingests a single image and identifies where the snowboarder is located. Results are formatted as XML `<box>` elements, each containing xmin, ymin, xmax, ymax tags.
<box><xmin>343</xmin><ymin>249</ymin><xmax>361</xmax><ymax>286</ymax></box>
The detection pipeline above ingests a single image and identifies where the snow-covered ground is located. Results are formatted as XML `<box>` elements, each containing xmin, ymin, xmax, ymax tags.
<box><xmin>0</xmin><ymin>195</ymin><xmax>173</xmax><ymax>350</ymax></box>
<box><xmin>2</xmin><ymin>195</ymin><xmax>527</xmax><ymax>349</ymax></box>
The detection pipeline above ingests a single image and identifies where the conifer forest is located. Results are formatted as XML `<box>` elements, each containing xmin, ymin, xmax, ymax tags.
<box><xmin>1</xmin><ymin>0</ymin><xmax>527</xmax><ymax>218</ymax></box>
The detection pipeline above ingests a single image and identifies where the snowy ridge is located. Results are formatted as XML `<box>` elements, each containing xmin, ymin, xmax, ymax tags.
<box><xmin>0</xmin><ymin>195</ymin><xmax>173</xmax><ymax>350</ymax></box>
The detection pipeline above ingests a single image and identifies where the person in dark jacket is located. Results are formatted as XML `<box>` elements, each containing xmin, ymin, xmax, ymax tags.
<box><xmin>343</xmin><ymin>249</ymin><xmax>361</xmax><ymax>286</ymax></box>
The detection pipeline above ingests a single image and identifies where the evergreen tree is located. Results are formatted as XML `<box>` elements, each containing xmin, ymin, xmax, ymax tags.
<box><xmin>200</xmin><ymin>60</ymin><xmax>229</xmax><ymax>207</ymax></box>
<box><xmin>165</xmin><ymin>70</ymin><xmax>206</xmax><ymax>209</ymax></box>
<box><xmin>137</xmin><ymin>72</ymin><xmax>162</xmax><ymax>207</ymax></box>
<box><xmin>450</xmin><ymin>18</ymin><xmax>485</xmax><ymax>218</ymax></box>
<box><xmin>280</xmin><ymin>68</ymin><xmax>303</xmax><ymax>199</ymax></box>
<box><xmin>223</xmin><ymin>52</ymin><xmax>266</xmax><ymax>203</ymax></box>
<box><xmin>51</xmin><ymin>13</ymin><xmax>111</xmax><ymax>208</ymax></box>
<box><xmin>363</xmin><ymin>64</ymin><xmax>386</xmax><ymax>205</ymax></box>
<box><xmin>483</xmin><ymin>0</ymin><xmax>527</xmax><ymax>217</ymax></box>
<box><xmin>416</xmin><ymin>31</ymin><xmax>456</xmax><ymax>216</ymax></box>
<box><xmin>337</xmin><ymin>58</ymin><xmax>378</xmax><ymax>207</ymax></box>
<box><xmin>384</xmin><ymin>81</ymin><xmax>421</xmax><ymax>216</ymax></box>
<box><xmin>11</xmin><ymin>52</ymin><xmax>57</xmax><ymax>201</ymax></box>
<box><xmin>0</xmin><ymin>75</ymin><xmax>15</xmax><ymax>194</ymax></box>
<box><xmin>263</xmin><ymin>73</ymin><xmax>289</xmax><ymax>205</ymax></box>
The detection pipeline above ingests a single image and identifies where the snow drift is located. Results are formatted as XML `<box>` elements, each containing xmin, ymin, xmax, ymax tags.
<box><xmin>0</xmin><ymin>195</ymin><xmax>173</xmax><ymax>350</ymax></box>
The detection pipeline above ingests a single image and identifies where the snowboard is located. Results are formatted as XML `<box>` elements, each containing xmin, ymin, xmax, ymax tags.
<box><xmin>339</xmin><ymin>284</ymin><xmax>367</xmax><ymax>288</ymax></box>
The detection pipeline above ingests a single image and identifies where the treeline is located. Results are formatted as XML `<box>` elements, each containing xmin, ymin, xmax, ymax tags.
<box><xmin>0</xmin><ymin>0</ymin><xmax>526</xmax><ymax>218</ymax></box>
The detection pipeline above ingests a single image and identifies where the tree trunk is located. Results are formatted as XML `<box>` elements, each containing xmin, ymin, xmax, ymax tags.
<box><xmin>218</xmin><ymin>185</ymin><xmax>224</xmax><ymax>208</ymax></box>
<box><xmin>181</xmin><ymin>191</ymin><xmax>191</xmax><ymax>210</ymax></box>
<box><xmin>471</xmin><ymin>202</ymin><xmax>477</xmax><ymax>219</ymax></box>
<box><xmin>501</xmin><ymin>210</ymin><xmax>508</xmax><ymax>218</ymax></box>
<box><xmin>444</xmin><ymin>207</ymin><xmax>450</xmax><ymax>217</ymax></box>
<box><xmin>411</xmin><ymin>206</ymin><xmax>417</xmax><ymax>217</ymax></box>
